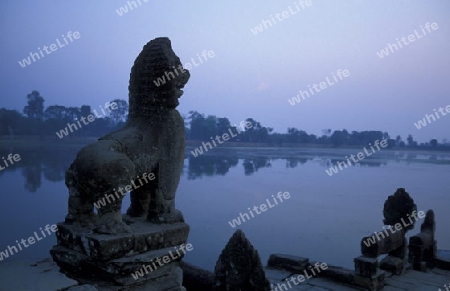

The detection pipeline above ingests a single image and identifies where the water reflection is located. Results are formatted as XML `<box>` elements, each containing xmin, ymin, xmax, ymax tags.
<box><xmin>242</xmin><ymin>157</ymin><xmax>272</xmax><ymax>175</ymax></box>
<box><xmin>285</xmin><ymin>157</ymin><xmax>310</xmax><ymax>168</ymax></box>
<box><xmin>358</xmin><ymin>161</ymin><xmax>387</xmax><ymax>167</ymax></box>
<box><xmin>22</xmin><ymin>166</ymin><xmax>41</xmax><ymax>192</ymax></box>
<box><xmin>0</xmin><ymin>147</ymin><xmax>78</xmax><ymax>192</ymax></box>
<box><xmin>1</xmin><ymin>145</ymin><xmax>450</xmax><ymax>192</ymax></box>
<box><xmin>187</xmin><ymin>155</ymin><xmax>239</xmax><ymax>180</ymax></box>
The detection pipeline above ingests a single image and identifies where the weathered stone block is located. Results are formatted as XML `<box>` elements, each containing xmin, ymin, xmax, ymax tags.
<box><xmin>353</xmin><ymin>270</ymin><xmax>385</xmax><ymax>291</ymax></box>
<box><xmin>380</xmin><ymin>256</ymin><xmax>406</xmax><ymax>275</ymax></box>
<box><xmin>388</xmin><ymin>237</ymin><xmax>407</xmax><ymax>259</ymax></box>
<box><xmin>413</xmin><ymin>261</ymin><xmax>428</xmax><ymax>272</ymax></box>
<box><xmin>361</xmin><ymin>228</ymin><xmax>405</xmax><ymax>258</ymax></box>
<box><xmin>267</xmin><ymin>254</ymin><xmax>309</xmax><ymax>273</ymax></box>
<box><xmin>51</xmin><ymin>245</ymin><xmax>90</xmax><ymax>272</ymax></box>
<box><xmin>55</xmin><ymin>217</ymin><xmax>189</xmax><ymax>261</ymax></box>
<box><xmin>410</xmin><ymin>232</ymin><xmax>433</xmax><ymax>247</ymax></box>
<box><xmin>315</xmin><ymin>263</ymin><xmax>354</xmax><ymax>285</ymax></box>
<box><xmin>354</xmin><ymin>256</ymin><xmax>378</xmax><ymax>277</ymax></box>
<box><xmin>52</xmin><ymin>243</ymin><xmax>186</xmax><ymax>284</ymax></box>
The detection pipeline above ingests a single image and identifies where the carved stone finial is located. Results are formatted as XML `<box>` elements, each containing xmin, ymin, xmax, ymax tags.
<box><xmin>383</xmin><ymin>188</ymin><xmax>417</xmax><ymax>232</ymax></box>
<box><xmin>409</xmin><ymin>209</ymin><xmax>437</xmax><ymax>271</ymax></box>
<box><xmin>420</xmin><ymin>209</ymin><xmax>435</xmax><ymax>234</ymax></box>
<box><xmin>212</xmin><ymin>229</ymin><xmax>271</xmax><ymax>291</ymax></box>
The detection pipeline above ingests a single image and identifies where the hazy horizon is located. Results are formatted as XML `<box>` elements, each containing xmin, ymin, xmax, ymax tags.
<box><xmin>1</xmin><ymin>0</ymin><xmax>449</xmax><ymax>143</ymax></box>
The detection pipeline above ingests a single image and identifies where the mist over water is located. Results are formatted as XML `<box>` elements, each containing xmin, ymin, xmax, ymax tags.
<box><xmin>1</xmin><ymin>146</ymin><xmax>448</xmax><ymax>270</ymax></box>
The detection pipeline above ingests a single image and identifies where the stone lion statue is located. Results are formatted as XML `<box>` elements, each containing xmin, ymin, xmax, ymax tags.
<box><xmin>65</xmin><ymin>37</ymin><xmax>190</xmax><ymax>234</ymax></box>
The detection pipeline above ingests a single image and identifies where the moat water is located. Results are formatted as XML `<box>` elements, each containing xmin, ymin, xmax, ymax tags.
<box><xmin>0</xmin><ymin>145</ymin><xmax>449</xmax><ymax>270</ymax></box>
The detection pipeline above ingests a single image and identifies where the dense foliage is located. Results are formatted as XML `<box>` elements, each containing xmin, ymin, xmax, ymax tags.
<box><xmin>0</xmin><ymin>91</ymin><xmax>447</xmax><ymax>150</ymax></box>
<box><xmin>185</xmin><ymin>110</ymin><xmax>447</xmax><ymax>150</ymax></box>
<box><xmin>0</xmin><ymin>91</ymin><xmax>128</xmax><ymax>138</ymax></box>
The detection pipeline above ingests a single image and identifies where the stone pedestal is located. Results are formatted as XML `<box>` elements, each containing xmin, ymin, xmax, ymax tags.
<box><xmin>380</xmin><ymin>237</ymin><xmax>408</xmax><ymax>275</ymax></box>
<box><xmin>353</xmin><ymin>270</ymin><xmax>385</xmax><ymax>291</ymax></box>
<box><xmin>408</xmin><ymin>210</ymin><xmax>437</xmax><ymax>271</ymax></box>
<box><xmin>51</xmin><ymin>216</ymin><xmax>190</xmax><ymax>290</ymax></box>
<box><xmin>353</xmin><ymin>256</ymin><xmax>385</xmax><ymax>290</ymax></box>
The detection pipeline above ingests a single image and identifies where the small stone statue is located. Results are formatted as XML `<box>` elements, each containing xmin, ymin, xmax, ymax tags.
<box><xmin>382</xmin><ymin>188</ymin><xmax>417</xmax><ymax>232</ymax></box>
<box><xmin>212</xmin><ymin>229</ymin><xmax>271</xmax><ymax>291</ymax></box>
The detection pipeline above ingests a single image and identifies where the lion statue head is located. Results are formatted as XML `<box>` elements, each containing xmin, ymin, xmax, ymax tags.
<box><xmin>128</xmin><ymin>37</ymin><xmax>190</xmax><ymax>118</ymax></box>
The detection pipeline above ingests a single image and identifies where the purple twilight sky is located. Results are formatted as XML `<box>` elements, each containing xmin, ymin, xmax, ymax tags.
<box><xmin>1</xmin><ymin>0</ymin><xmax>449</xmax><ymax>143</ymax></box>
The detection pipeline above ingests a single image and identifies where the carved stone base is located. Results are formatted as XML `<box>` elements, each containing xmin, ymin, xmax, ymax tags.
<box><xmin>51</xmin><ymin>215</ymin><xmax>189</xmax><ymax>290</ymax></box>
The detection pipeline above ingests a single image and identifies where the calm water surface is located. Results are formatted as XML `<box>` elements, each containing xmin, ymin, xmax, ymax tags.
<box><xmin>0</xmin><ymin>145</ymin><xmax>449</xmax><ymax>271</ymax></box>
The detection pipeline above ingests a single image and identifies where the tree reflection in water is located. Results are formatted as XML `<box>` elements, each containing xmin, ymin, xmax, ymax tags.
<box><xmin>1</xmin><ymin>145</ymin><xmax>447</xmax><ymax>191</ymax></box>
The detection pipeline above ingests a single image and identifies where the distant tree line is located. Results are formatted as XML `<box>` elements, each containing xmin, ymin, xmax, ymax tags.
<box><xmin>0</xmin><ymin>91</ymin><xmax>448</xmax><ymax>150</ymax></box>
<box><xmin>186</xmin><ymin>111</ymin><xmax>449</xmax><ymax>150</ymax></box>
<box><xmin>0</xmin><ymin>91</ymin><xmax>128</xmax><ymax>138</ymax></box>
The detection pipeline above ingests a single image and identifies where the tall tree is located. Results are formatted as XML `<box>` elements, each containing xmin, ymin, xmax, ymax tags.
<box><xmin>216</xmin><ymin>117</ymin><xmax>231</xmax><ymax>134</ymax></box>
<box><xmin>330</xmin><ymin>129</ymin><xmax>350</xmax><ymax>147</ymax></box>
<box><xmin>23</xmin><ymin>90</ymin><xmax>45</xmax><ymax>120</ymax></box>
<box><xmin>395</xmin><ymin>135</ymin><xmax>402</xmax><ymax>146</ymax></box>
<box><xmin>189</xmin><ymin>111</ymin><xmax>206</xmax><ymax>140</ymax></box>
<box><xmin>66</xmin><ymin>107</ymin><xmax>81</xmax><ymax>122</ymax></box>
<box><xmin>80</xmin><ymin>105</ymin><xmax>91</xmax><ymax>117</ymax></box>
<box><xmin>44</xmin><ymin>105</ymin><xmax>68</xmax><ymax>121</ymax></box>
<box><xmin>108</xmin><ymin>99</ymin><xmax>128</xmax><ymax>124</ymax></box>
<box><xmin>0</xmin><ymin>108</ymin><xmax>25</xmax><ymax>137</ymax></box>
<box><xmin>204</xmin><ymin>115</ymin><xmax>218</xmax><ymax>139</ymax></box>
<box><xmin>241</xmin><ymin>118</ymin><xmax>269</xmax><ymax>142</ymax></box>
<box><xmin>430</xmin><ymin>139</ymin><xmax>438</xmax><ymax>148</ymax></box>
<box><xmin>407</xmin><ymin>134</ymin><xmax>417</xmax><ymax>147</ymax></box>
<box><xmin>287</xmin><ymin>127</ymin><xmax>309</xmax><ymax>143</ymax></box>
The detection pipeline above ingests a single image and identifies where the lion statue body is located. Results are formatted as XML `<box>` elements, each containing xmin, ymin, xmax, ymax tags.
<box><xmin>65</xmin><ymin>38</ymin><xmax>190</xmax><ymax>234</ymax></box>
